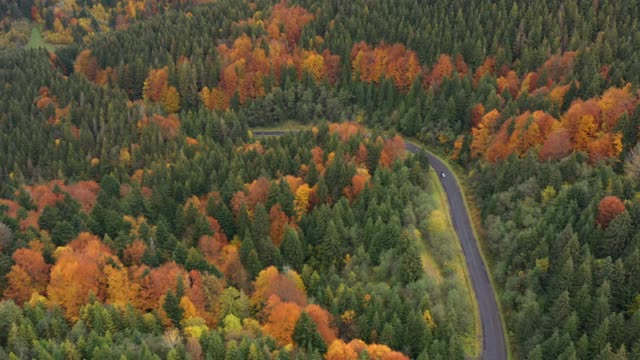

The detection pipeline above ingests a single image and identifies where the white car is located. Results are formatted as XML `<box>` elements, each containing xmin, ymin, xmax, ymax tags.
<box><xmin>441</xmin><ymin>172</ymin><xmax>446</xmax><ymax>178</ymax></box>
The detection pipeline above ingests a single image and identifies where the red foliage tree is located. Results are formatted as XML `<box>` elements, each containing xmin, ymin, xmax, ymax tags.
<box><xmin>304</xmin><ymin>304</ymin><xmax>337</xmax><ymax>345</ymax></box>
<box><xmin>123</xmin><ymin>239</ymin><xmax>147</xmax><ymax>266</ymax></box>
<box><xmin>539</xmin><ymin>128</ymin><xmax>571</xmax><ymax>161</ymax></box>
<box><xmin>247</xmin><ymin>177</ymin><xmax>271</xmax><ymax>209</ymax></box>
<box><xmin>471</xmin><ymin>103</ymin><xmax>485</xmax><ymax>127</ymax></box>
<box><xmin>426</xmin><ymin>54</ymin><xmax>454</xmax><ymax>87</ymax></box>
<box><xmin>379</xmin><ymin>135</ymin><xmax>407</xmax><ymax>167</ymax></box>
<box><xmin>253</xmin><ymin>266</ymin><xmax>307</xmax><ymax>306</ymax></box>
<box><xmin>269</xmin><ymin>204</ymin><xmax>289</xmax><ymax>246</ymax></box>
<box><xmin>596</xmin><ymin>196</ymin><xmax>626</xmax><ymax>228</ymax></box>
<box><xmin>496</xmin><ymin>70</ymin><xmax>520</xmax><ymax>98</ymax></box>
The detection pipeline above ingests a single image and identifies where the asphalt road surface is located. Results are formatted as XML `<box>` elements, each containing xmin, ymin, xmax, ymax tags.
<box><xmin>254</xmin><ymin>130</ymin><xmax>507</xmax><ymax>360</ymax></box>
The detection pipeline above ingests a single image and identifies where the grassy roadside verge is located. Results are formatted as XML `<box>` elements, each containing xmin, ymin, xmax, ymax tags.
<box><xmin>426</xmin><ymin>170</ymin><xmax>481</xmax><ymax>358</ymax></box>
<box><xmin>410</xmin><ymin>140</ymin><xmax>513</xmax><ymax>360</ymax></box>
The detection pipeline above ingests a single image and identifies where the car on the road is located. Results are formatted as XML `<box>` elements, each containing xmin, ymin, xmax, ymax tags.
<box><xmin>441</xmin><ymin>172</ymin><xmax>446</xmax><ymax>178</ymax></box>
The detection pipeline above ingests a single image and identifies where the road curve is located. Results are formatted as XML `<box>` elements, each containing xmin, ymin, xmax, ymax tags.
<box><xmin>254</xmin><ymin>130</ymin><xmax>507</xmax><ymax>360</ymax></box>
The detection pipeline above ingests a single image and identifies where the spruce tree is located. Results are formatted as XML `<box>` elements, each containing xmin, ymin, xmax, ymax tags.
<box><xmin>281</xmin><ymin>226</ymin><xmax>304</xmax><ymax>271</ymax></box>
<box><xmin>292</xmin><ymin>312</ymin><xmax>326</xmax><ymax>354</ymax></box>
<box><xmin>163</xmin><ymin>290</ymin><xmax>184</xmax><ymax>329</ymax></box>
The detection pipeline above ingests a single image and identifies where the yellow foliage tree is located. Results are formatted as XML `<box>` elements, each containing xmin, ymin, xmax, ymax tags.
<box><xmin>164</xmin><ymin>86</ymin><xmax>181</xmax><ymax>113</ymax></box>
<box><xmin>294</xmin><ymin>184</ymin><xmax>312</xmax><ymax>220</ymax></box>
<box><xmin>302</xmin><ymin>52</ymin><xmax>325</xmax><ymax>83</ymax></box>
<box><xmin>105</xmin><ymin>265</ymin><xmax>140</xmax><ymax>309</ymax></box>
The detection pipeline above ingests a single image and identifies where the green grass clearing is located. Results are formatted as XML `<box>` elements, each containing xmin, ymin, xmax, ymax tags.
<box><xmin>26</xmin><ymin>27</ymin><xmax>55</xmax><ymax>51</ymax></box>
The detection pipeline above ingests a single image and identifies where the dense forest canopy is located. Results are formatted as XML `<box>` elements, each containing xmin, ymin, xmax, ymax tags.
<box><xmin>1</xmin><ymin>0</ymin><xmax>640</xmax><ymax>359</ymax></box>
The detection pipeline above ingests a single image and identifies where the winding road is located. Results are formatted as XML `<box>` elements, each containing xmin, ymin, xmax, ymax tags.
<box><xmin>254</xmin><ymin>130</ymin><xmax>507</xmax><ymax>360</ymax></box>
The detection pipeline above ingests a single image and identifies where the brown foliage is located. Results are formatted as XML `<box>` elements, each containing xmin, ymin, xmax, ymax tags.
<box><xmin>588</xmin><ymin>133</ymin><xmax>623</xmax><ymax>163</ymax></box>
<box><xmin>13</xmin><ymin>248</ymin><xmax>50</xmax><ymax>286</ymax></box>
<box><xmin>64</xmin><ymin>180</ymin><xmax>100</xmax><ymax>212</ymax></box>
<box><xmin>344</xmin><ymin>169</ymin><xmax>370</xmax><ymax>201</ymax></box>
<box><xmin>455</xmin><ymin>54</ymin><xmax>469</xmax><ymax>76</ymax></box>
<box><xmin>137</xmin><ymin>262</ymin><xmax>184</xmax><ymax>311</ymax></box>
<box><xmin>230</xmin><ymin>191</ymin><xmax>248</xmax><ymax>218</ymax></box>
<box><xmin>269</xmin><ymin>1</ymin><xmax>314</xmax><ymax>47</ymax></box>
<box><xmin>471</xmin><ymin>103</ymin><xmax>485</xmax><ymax>127</ymax></box>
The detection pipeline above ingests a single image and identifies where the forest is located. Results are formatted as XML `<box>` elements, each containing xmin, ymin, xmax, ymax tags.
<box><xmin>2</xmin><ymin>0</ymin><xmax>640</xmax><ymax>359</ymax></box>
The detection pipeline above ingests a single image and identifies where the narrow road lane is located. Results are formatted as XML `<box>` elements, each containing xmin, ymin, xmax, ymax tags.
<box><xmin>255</xmin><ymin>130</ymin><xmax>507</xmax><ymax>360</ymax></box>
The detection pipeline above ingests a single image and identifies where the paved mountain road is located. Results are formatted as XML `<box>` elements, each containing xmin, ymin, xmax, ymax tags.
<box><xmin>254</xmin><ymin>130</ymin><xmax>507</xmax><ymax>360</ymax></box>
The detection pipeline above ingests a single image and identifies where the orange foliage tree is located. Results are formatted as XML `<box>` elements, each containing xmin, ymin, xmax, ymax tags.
<box><xmin>252</xmin><ymin>266</ymin><xmax>307</xmax><ymax>306</ymax></box>
<box><xmin>351</xmin><ymin>42</ymin><xmax>422</xmax><ymax>91</ymax></box>
<box><xmin>344</xmin><ymin>169</ymin><xmax>370</xmax><ymax>201</ymax></box>
<box><xmin>143</xmin><ymin>67</ymin><xmax>169</xmax><ymax>102</ymax></box>
<box><xmin>47</xmin><ymin>233</ymin><xmax>116</xmax><ymax>320</ymax></box>
<box><xmin>207</xmin><ymin>4</ymin><xmax>338</xmax><ymax>107</ymax></box>
<box><xmin>262</xmin><ymin>295</ymin><xmax>302</xmax><ymax>345</ymax></box>
<box><xmin>74</xmin><ymin>50</ymin><xmax>99</xmax><ymax>81</ymax></box>
<box><xmin>496</xmin><ymin>70</ymin><xmax>520</xmax><ymax>98</ymax></box>
<box><xmin>470</xmin><ymin>109</ymin><xmax>501</xmax><ymax>158</ymax></box>
<box><xmin>329</xmin><ymin>122</ymin><xmax>365</xmax><ymax>142</ymax></box>
<box><xmin>326</xmin><ymin>339</ymin><xmax>409</xmax><ymax>360</ymax></box>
